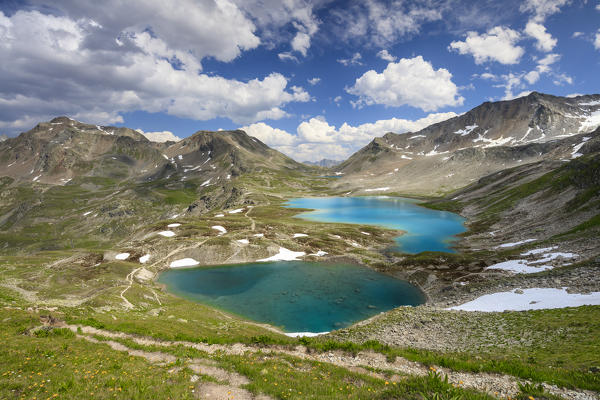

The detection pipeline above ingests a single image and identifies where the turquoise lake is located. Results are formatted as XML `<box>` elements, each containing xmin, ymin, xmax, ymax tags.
<box><xmin>158</xmin><ymin>261</ymin><xmax>425</xmax><ymax>333</ymax></box>
<box><xmin>285</xmin><ymin>196</ymin><xmax>466</xmax><ymax>254</ymax></box>
<box><xmin>159</xmin><ymin>196</ymin><xmax>465</xmax><ymax>333</ymax></box>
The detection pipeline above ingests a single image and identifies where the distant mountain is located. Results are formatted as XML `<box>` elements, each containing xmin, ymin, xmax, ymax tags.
<box><xmin>0</xmin><ymin>117</ymin><xmax>307</xmax><ymax>186</ymax></box>
<box><xmin>303</xmin><ymin>159</ymin><xmax>341</xmax><ymax>168</ymax></box>
<box><xmin>334</xmin><ymin>92</ymin><xmax>600</xmax><ymax>195</ymax></box>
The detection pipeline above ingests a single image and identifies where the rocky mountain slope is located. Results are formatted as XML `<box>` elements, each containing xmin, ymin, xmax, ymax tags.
<box><xmin>0</xmin><ymin>116</ymin><xmax>307</xmax><ymax>186</ymax></box>
<box><xmin>334</xmin><ymin>92</ymin><xmax>600</xmax><ymax>195</ymax></box>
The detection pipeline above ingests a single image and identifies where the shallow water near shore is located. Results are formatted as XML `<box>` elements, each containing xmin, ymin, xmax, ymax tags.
<box><xmin>285</xmin><ymin>196</ymin><xmax>466</xmax><ymax>254</ymax></box>
<box><xmin>158</xmin><ymin>261</ymin><xmax>425</xmax><ymax>333</ymax></box>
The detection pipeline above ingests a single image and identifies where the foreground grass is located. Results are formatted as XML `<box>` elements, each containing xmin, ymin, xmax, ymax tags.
<box><xmin>0</xmin><ymin>309</ymin><xmax>194</xmax><ymax>399</ymax></box>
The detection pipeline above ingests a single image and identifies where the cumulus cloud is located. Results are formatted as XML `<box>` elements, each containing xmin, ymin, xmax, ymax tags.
<box><xmin>595</xmin><ymin>30</ymin><xmax>600</xmax><ymax>50</ymax></box>
<box><xmin>136</xmin><ymin>129</ymin><xmax>182</xmax><ymax>143</ymax></box>
<box><xmin>308</xmin><ymin>77</ymin><xmax>321</xmax><ymax>85</ymax></box>
<box><xmin>346</xmin><ymin>56</ymin><xmax>463</xmax><ymax>112</ymax></box>
<box><xmin>524</xmin><ymin>21</ymin><xmax>557</xmax><ymax>52</ymax></box>
<box><xmin>241</xmin><ymin>112</ymin><xmax>457</xmax><ymax>161</ymax></box>
<box><xmin>0</xmin><ymin>8</ymin><xmax>310</xmax><ymax>134</ymax></box>
<box><xmin>291</xmin><ymin>31</ymin><xmax>311</xmax><ymax>56</ymax></box>
<box><xmin>240</xmin><ymin>122</ymin><xmax>297</xmax><ymax>146</ymax></box>
<box><xmin>449</xmin><ymin>26</ymin><xmax>524</xmax><ymax>65</ymax></box>
<box><xmin>376</xmin><ymin>49</ymin><xmax>397</xmax><ymax>62</ymax></box>
<box><xmin>33</xmin><ymin>0</ymin><xmax>260</xmax><ymax>63</ymax></box>
<box><xmin>519</xmin><ymin>0</ymin><xmax>570</xmax><ymax>22</ymax></box>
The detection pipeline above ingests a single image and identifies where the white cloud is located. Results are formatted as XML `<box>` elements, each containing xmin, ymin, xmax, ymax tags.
<box><xmin>337</xmin><ymin>52</ymin><xmax>363</xmax><ymax>66</ymax></box>
<box><xmin>291</xmin><ymin>31</ymin><xmax>311</xmax><ymax>56</ymax></box>
<box><xmin>519</xmin><ymin>0</ymin><xmax>570</xmax><ymax>22</ymax></box>
<box><xmin>37</xmin><ymin>0</ymin><xmax>261</xmax><ymax>63</ymax></box>
<box><xmin>478</xmin><ymin>72</ymin><xmax>497</xmax><ymax>80</ymax></box>
<box><xmin>449</xmin><ymin>26</ymin><xmax>524</xmax><ymax>65</ymax></box>
<box><xmin>0</xmin><ymin>9</ymin><xmax>310</xmax><ymax>133</ymax></box>
<box><xmin>524</xmin><ymin>21</ymin><xmax>557</xmax><ymax>52</ymax></box>
<box><xmin>234</xmin><ymin>0</ymin><xmax>319</xmax><ymax>58</ymax></box>
<box><xmin>136</xmin><ymin>129</ymin><xmax>181</xmax><ymax>143</ymax></box>
<box><xmin>241</xmin><ymin>122</ymin><xmax>297</xmax><ymax>146</ymax></box>
<box><xmin>333</xmin><ymin>95</ymin><xmax>342</xmax><ymax>104</ymax></box>
<box><xmin>524</xmin><ymin>70</ymin><xmax>540</xmax><ymax>84</ymax></box>
<box><xmin>308</xmin><ymin>77</ymin><xmax>321</xmax><ymax>85</ymax></box>
<box><xmin>278</xmin><ymin>52</ymin><xmax>298</xmax><ymax>62</ymax></box>
<box><xmin>572</xmin><ymin>31</ymin><xmax>583</xmax><ymax>38</ymax></box>
<box><xmin>496</xmin><ymin>53</ymin><xmax>564</xmax><ymax>99</ymax></box>
<box><xmin>347</xmin><ymin>56</ymin><xmax>464</xmax><ymax>112</ymax></box>
<box><xmin>240</xmin><ymin>112</ymin><xmax>457</xmax><ymax>161</ymax></box>
<box><xmin>376</xmin><ymin>49</ymin><xmax>397</xmax><ymax>62</ymax></box>
<box><xmin>595</xmin><ymin>30</ymin><xmax>600</xmax><ymax>50</ymax></box>
<box><xmin>329</xmin><ymin>1</ymin><xmax>443</xmax><ymax>47</ymax></box>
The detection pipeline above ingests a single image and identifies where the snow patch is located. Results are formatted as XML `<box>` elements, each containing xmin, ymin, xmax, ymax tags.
<box><xmin>454</xmin><ymin>124</ymin><xmax>478</xmax><ymax>136</ymax></box>
<box><xmin>496</xmin><ymin>239</ymin><xmax>536</xmax><ymax>248</ymax></box>
<box><xmin>285</xmin><ymin>331</ymin><xmax>329</xmax><ymax>337</ymax></box>
<box><xmin>450</xmin><ymin>288</ymin><xmax>600</xmax><ymax>312</ymax></box>
<box><xmin>364</xmin><ymin>187</ymin><xmax>390</xmax><ymax>192</ymax></box>
<box><xmin>293</xmin><ymin>233</ymin><xmax>308</xmax><ymax>238</ymax></box>
<box><xmin>211</xmin><ymin>225</ymin><xmax>227</xmax><ymax>235</ymax></box>
<box><xmin>139</xmin><ymin>254</ymin><xmax>151</xmax><ymax>263</ymax></box>
<box><xmin>215</xmin><ymin>214</ymin><xmax>225</xmax><ymax>217</ymax></box>
<box><xmin>485</xmin><ymin>260</ymin><xmax>553</xmax><ymax>274</ymax></box>
<box><xmin>158</xmin><ymin>230</ymin><xmax>176</xmax><ymax>237</ymax></box>
<box><xmin>167</xmin><ymin>223</ymin><xmax>181</xmax><ymax>228</ymax></box>
<box><xmin>170</xmin><ymin>258</ymin><xmax>200</xmax><ymax>268</ymax></box>
<box><xmin>258</xmin><ymin>247</ymin><xmax>306</xmax><ymax>262</ymax></box>
<box><xmin>115</xmin><ymin>253</ymin><xmax>130</xmax><ymax>260</ymax></box>
<box><xmin>309</xmin><ymin>250</ymin><xmax>328</xmax><ymax>257</ymax></box>
<box><xmin>236</xmin><ymin>239</ymin><xmax>249</xmax><ymax>244</ymax></box>
<box><xmin>228</xmin><ymin>208</ymin><xmax>244</xmax><ymax>214</ymax></box>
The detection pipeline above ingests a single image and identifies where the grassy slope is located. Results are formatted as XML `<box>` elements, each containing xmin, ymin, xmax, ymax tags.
<box><xmin>0</xmin><ymin>158</ymin><xmax>599</xmax><ymax>398</ymax></box>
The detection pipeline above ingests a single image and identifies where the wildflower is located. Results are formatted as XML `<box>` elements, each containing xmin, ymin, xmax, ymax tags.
<box><xmin>528</xmin><ymin>397</ymin><xmax>535</xmax><ymax>400</ymax></box>
<box><xmin>385</xmin><ymin>381</ymin><xmax>389</xmax><ymax>385</ymax></box>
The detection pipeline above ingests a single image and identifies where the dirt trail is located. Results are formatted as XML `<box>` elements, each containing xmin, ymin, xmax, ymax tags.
<box><xmin>77</xmin><ymin>330</ymin><xmax>272</xmax><ymax>400</ymax></box>
<box><xmin>67</xmin><ymin>324</ymin><xmax>599</xmax><ymax>400</ymax></box>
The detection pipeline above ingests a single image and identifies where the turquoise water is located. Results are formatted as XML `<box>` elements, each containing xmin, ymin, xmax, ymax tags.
<box><xmin>284</xmin><ymin>196</ymin><xmax>466</xmax><ymax>254</ymax></box>
<box><xmin>158</xmin><ymin>261</ymin><xmax>425</xmax><ymax>333</ymax></box>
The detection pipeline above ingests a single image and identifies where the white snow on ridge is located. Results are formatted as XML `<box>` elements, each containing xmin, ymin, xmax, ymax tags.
<box><xmin>450</xmin><ymin>288</ymin><xmax>600</xmax><ymax>312</ymax></box>
<box><xmin>158</xmin><ymin>230</ymin><xmax>176</xmax><ymax>237</ymax></box>
<box><xmin>170</xmin><ymin>258</ymin><xmax>200</xmax><ymax>268</ymax></box>
<box><xmin>293</xmin><ymin>233</ymin><xmax>308</xmax><ymax>238</ymax></box>
<box><xmin>201</xmin><ymin>179</ymin><xmax>211</xmax><ymax>187</ymax></box>
<box><xmin>211</xmin><ymin>225</ymin><xmax>227</xmax><ymax>235</ymax></box>
<box><xmin>496</xmin><ymin>239</ymin><xmax>537</xmax><ymax>248</ymax></box>
<box><xmin>167</xmin><ymin>223</ymin><xmax>181</xmax><ymax>228</ymax></box>
<box><xmin>258</xmin><ymin>247</ymin><xmax>306</xmax><ymax>262</ymax></box>
<box><xmin>115</xmin><ymin>252</ymin><xmax>130</xmax><ymax>260</ymax></box>
<box><xmin>579</xmin><ymin>100</ymin><xmax>600</xmax><ymax>106</ymax></box>
<box><xmin>409</xmin><ymin>135</ymin><xmax>426</xmax><ymax>139</ymax></box>
<box><xmin>579</xmin><ymin>110</ymin><xmax>600</xmax><ymax>133</ymax></box>
<box><xmin>454</xmin><ymin>124</ymin><xmax>478</xmax><ymax>136</ymax></box>
<box><xmin>364</xmin><ymin>187</ymin><xmax>390</xmax><ymax>192</ymax></box>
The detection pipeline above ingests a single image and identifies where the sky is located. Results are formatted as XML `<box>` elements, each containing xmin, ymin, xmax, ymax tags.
<box><xmin>0</xmin><ymin>0</ymin><xmax>599</xmax><ymax>161</ymax></box>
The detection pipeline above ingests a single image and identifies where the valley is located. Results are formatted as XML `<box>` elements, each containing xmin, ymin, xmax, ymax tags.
<box><xmin>1</xmin><ymin>93</ymin><xmax>599</xmax><ymax>400</ymax></box>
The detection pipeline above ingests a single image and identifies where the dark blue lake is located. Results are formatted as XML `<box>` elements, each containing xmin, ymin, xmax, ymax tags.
<box><xmin>285</xmin><ymin>196</ymin><xmax>466</xmax><ymax>254</ymax></box>
<box><xmin>158</xmin><ymin>261</ymin><xmax>425</xmax><ymax>333</ymax></box>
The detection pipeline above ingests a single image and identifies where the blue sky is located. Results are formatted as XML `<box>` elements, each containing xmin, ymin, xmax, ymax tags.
<box><xmin>0</xmin><ymin>0</ymin><xmax>599</xmax><ymax>161</ymax></box>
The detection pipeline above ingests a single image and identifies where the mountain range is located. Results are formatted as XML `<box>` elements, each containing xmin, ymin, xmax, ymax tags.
<box><xmin>334</xmin><ymin>92</ymin><xmax>600</xmax><ymax>195</ymax></box>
